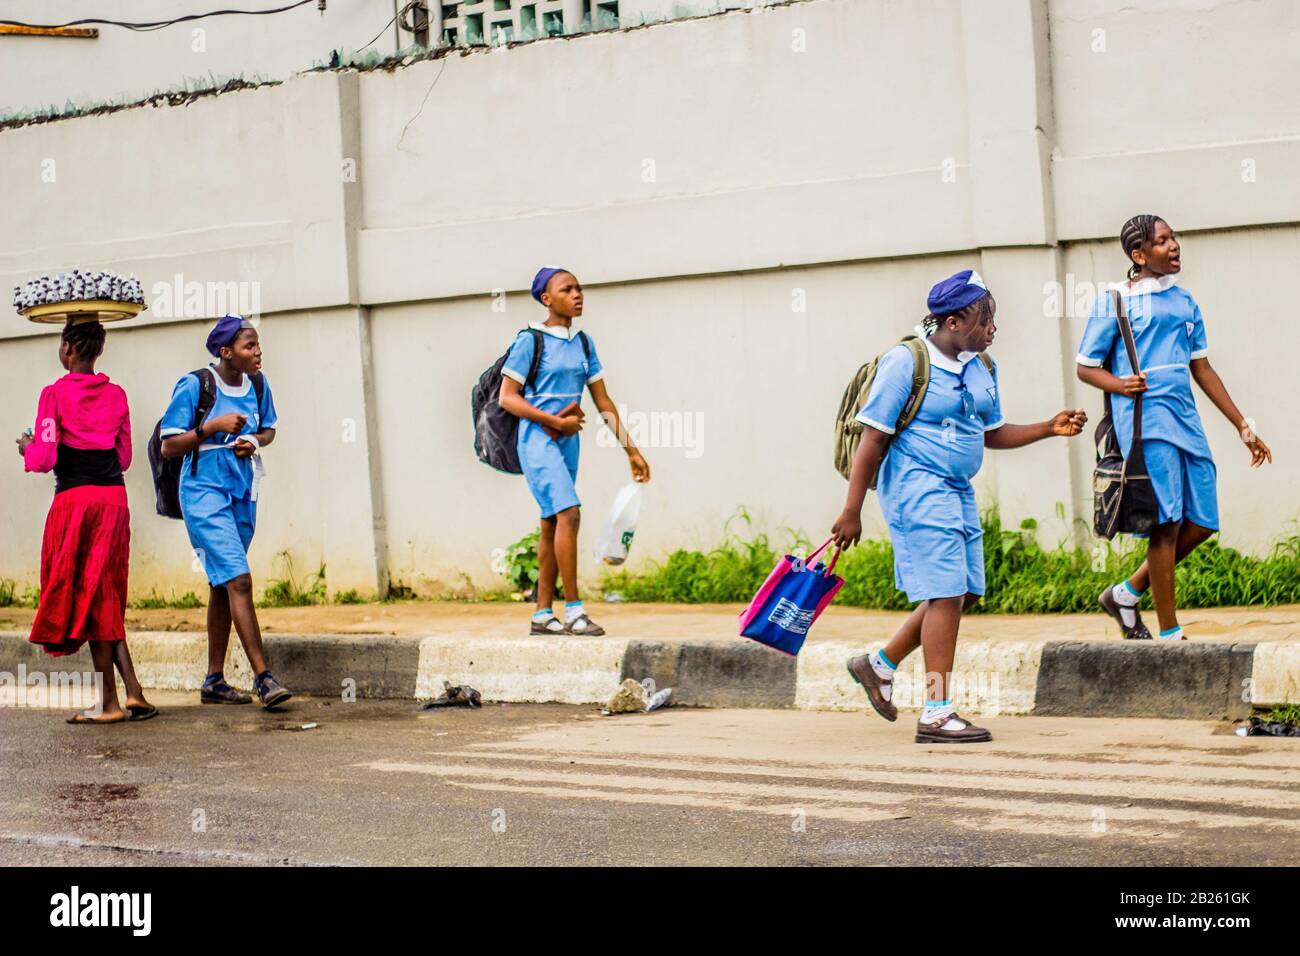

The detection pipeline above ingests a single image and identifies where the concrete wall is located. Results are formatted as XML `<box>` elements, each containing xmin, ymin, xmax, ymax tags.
<box><xmin>0</xmin><ymin>0</ymin><xmax>723</xmax><ymax>117</ymax></box>
<box><xmin>2</xmin><ymin>0</ymin><xmax>1298</xmax><ymax>599</ymax></box>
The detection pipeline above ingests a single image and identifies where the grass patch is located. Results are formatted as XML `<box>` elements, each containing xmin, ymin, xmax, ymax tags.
<box><xmin>259</xmin><ymin>551</ymin><xmax>328</xmax><ymax>608</ymax></box>
<box><xmin>0</xmin><ymin>581</ymin><xmax>42</xmax><ymax>610</ymax></box>
<box><xmin>1262</xmin><ymin>703</ymin><xmax>1300</xmax><ymax>727</ymax></box>
<box><xmin>601</xmin><ymin>508</ymin><xmax>1300</xmax><ymax>613</ymax></box>
<box><xmin>130</xmin><ymin>591</ymin><xmax>203</xmax><ymax>610</ymax></box>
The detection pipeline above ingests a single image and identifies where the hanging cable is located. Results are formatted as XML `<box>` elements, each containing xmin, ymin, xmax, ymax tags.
<box><xmin>0</xmin><ymin>1</ymin><xmax>320</xmax><ymax>33</ymax></box>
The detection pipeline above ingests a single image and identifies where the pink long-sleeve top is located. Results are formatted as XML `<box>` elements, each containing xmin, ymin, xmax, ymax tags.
<box><xmin>24</xmin><ymin>372</ymin><xmax>132</xmax><ymax>477</ymax></box>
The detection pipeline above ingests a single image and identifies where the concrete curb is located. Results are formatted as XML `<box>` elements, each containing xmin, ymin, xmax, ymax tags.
<box><xmin>0</xmin><ymin>630</ymin><xmax>1295</xmax><ymax>717</ymax></box>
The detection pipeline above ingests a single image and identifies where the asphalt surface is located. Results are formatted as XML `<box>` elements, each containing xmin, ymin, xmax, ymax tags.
<box><xmin>1</xmin><ymin>693</ymin><xmax>1297</xmax><ymax>866</ymax></box>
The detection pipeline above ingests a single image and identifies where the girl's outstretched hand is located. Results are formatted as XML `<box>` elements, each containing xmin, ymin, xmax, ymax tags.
<box><xmin>1051</xmin><ymin>409</ymin><xmax>1088</xmax><ymax>437</ymax></box>
<box><xmin>831</xmin><ymin>510</ymin><xmax>862</xmax><ymax>550</ymax></box>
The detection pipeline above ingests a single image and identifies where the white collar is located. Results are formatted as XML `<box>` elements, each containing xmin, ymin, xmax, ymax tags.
<box><xmin>913</xmin><ymin>326</ymin><xmax>978</xmax><ymax>374</ymax></box>
<box><xmin>1116</xmin><ymin>274</ymin><xmax>1180</xmax><ymax>296</ymax></box>
<box><xmin>209</xmin><ymin>364</ymin><xmax>251</xmax><ymax>397</ymax></box>
<box><xmin>529</xmin><ymin>320</ymin><xmax>580</xmax><ymax>341</ymax></box>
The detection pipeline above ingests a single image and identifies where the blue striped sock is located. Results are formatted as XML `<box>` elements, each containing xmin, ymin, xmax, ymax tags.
<box><xmin>921</xmin><ymin>699</ymin><xmax>953</xmax><ymax>723</ymax></box>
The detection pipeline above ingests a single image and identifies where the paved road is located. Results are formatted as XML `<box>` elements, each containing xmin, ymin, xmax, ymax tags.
<box><xmin>1</xmin><ymin>693</ymin><xmax>1296</xmax><ymax>866</ymax></box>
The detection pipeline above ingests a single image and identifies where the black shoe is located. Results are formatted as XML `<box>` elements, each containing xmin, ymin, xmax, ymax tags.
<box><xmin>200</xmin><ymin>678</ymin><xmax>252</xmax><ymax>705</ymax></box>
<box><xmin>254</xmin><ymin>671</ymin><xmax>293</xmax><ymax>709</ymax></box>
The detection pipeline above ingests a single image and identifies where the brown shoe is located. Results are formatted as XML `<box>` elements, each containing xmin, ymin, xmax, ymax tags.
<box><xmin>1099</xmin><ymin>587</ymin><xmax>1151</xmax><ymax>640</ymax></box>
<box><xmin>846</xmin><ymin>655</ymin><xmax>897</xmax><ymax>722</ymax></box>
<box><xmin>915</xmin><ymin>711</ymin><xmax>992</xmax><ymax>744</ymax></box>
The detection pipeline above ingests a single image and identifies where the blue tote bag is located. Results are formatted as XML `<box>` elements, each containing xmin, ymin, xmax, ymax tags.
<box><xmin>738</xmin><ymin>537</ymin><xmax>844</xmax><ymax>656</ymax></box>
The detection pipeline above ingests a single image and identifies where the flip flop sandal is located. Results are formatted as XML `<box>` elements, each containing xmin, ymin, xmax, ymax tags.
<box><xmin>1098</xmin><ymin>587</ymin><xmax>1152</xmax><ymax>640</ymax></box>
<box><xmin>530</xmin><ymin>616</ymin><xmax>566</xmax><ymax>635</ymax></box>
<box><xmin>127</xmin><ymin>705</ymin><xmax>159</xmax><ymax>721</ymax></box>
<box><xmin>565</xmin><ymin>613</ymin><xmax>606</xmax><ymax>637</ymax></box>
<box><xmin>66</xmin><ymin>712</ymin><xmax>127</xmax><ymax>725</ymax></box>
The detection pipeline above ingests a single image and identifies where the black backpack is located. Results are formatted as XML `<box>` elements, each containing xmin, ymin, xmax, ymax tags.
<box><xmin>472</xmin><ymin>328</ymin><xmax>589</xmax><ymax>474</ymax></box>
<box><xmin>148</xmin><ymin>367</ymin><xmax>265</xmax><ymax>519</ymax></box>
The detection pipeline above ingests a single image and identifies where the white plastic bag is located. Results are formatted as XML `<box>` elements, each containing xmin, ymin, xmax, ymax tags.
<box><xmin>595</xmin><ymin>481</ymin><xmax>643</xmax><ymax>565</ymax></box>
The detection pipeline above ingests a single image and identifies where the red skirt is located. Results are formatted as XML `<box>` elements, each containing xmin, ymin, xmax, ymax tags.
<box><xmin>29</xmin><ymin>484</ymin><xmax>131</xmax><ymax>657</ymax></box>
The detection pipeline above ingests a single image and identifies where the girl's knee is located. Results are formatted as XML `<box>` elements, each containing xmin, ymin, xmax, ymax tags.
<box><xmin>963</xmin><ymin>593</ymin><xmax>981</xmax><ymax>611</ymax></box>
<box><xmin>556</xmin><ymin>506</ymin><xmax>581</xmax><ymax>528</ymax></box>
<box><xmin>225</xmin><ymin>574</ymin><xmax>253</xmax><ymax>596</ymax></box>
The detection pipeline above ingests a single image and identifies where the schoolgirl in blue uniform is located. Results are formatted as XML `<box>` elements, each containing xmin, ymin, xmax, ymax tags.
<box><xmin>1078</xmin><ymin>215</ymin><xmax>1272</xmax><ymax>641</ymax></box>
<box><xmin>498</xmin><ymin>267</ymin><xmax>650</xmax><ymax>636</ymax></box>
<box><xmin>159</xmin><ymin>315</ymin><xmax>292</xmax><ymax>708</ymax></box>
<box><xmin>834</xmin><ymin>271</ymin><xmax>1087</xmax><ymax>743</ymax></box>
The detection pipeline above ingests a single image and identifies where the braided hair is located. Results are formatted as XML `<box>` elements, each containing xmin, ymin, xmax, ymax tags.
<box><xmin>922</xmin><ymin>293</ymin><xmax>996</xmax><ymax>337</ymax></box>
<box><xmin>61</xmin><ymin>320</ymin><xmax>106</xmax><ymax>362</ymax></box>
<box><xmin>1120</xmin><ymin>214</ymin><xmax>1163</xmax><ymax>279</ymax></box>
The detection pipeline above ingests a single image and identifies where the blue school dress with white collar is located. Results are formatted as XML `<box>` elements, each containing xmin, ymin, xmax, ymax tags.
<box><xmin>159</xmin><ymin>366</ymin><xmax>279</xmax><ymax>586</ymax></box>
<box><xmin>857</xmin><ymin>335</ymin><xmax>1004</xmax><ymax>602</ymax></box>
<box><xmin>501</xmin><ymin>321</ymin><xmax>604</xmax><ymax>518</ymax></box>
<box><xmin>1076</xmin><ymin>275</ymin><xmax>1218</xmax><ymax>531</ymax></box>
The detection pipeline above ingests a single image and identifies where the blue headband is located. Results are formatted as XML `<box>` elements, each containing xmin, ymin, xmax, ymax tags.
<box><xmin>927</xmin><ymin>269</ymin><xmax>990</xmax><ymax>316</ymax></box>
<box><xmin>531</xmin><ymin>266</ymin><xmax>570</xmax><ymax>304</ymax></box>
<box><xmin>205</xmin><ymin>314</ymin><xmax>253</xmax><ymax>357</ymax></box>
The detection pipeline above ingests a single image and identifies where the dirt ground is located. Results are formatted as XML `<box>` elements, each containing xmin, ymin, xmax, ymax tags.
<box><xmin>2</xmin><ymin>600</ymin><xmax>1297</xmax><ymax>643</ymax></box>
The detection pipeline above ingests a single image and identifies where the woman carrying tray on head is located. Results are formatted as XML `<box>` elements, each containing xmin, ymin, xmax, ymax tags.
<box><xmin>16</xmin><ymin>319</ymin><xmax>156</xmax><ymax>724</ymax></box>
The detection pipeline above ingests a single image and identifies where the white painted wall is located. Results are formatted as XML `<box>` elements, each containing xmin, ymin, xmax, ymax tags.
<box><xmin>2</xmin><ymin>0</ymin><xmax>1298</xmax><ymax>599</ymax></box>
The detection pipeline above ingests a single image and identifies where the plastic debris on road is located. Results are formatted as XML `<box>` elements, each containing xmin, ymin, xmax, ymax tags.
<box><xmin>601</xmin><ymin>677</ymin><xmax>672</xmax><ymax>716</ymax></box>
<box><xmin>1238</xmin><ymin>717</ymin><xmax>1300</xmax><ymax>737</ymax></box>
<box><xmin>420</xmin><ymin>681</ymin><xmax>483</xmax><ymax>710</ymax></box>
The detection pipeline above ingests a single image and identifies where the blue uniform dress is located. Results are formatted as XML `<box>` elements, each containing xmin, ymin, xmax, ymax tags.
<box><xmin>1076</xmin><ymin>276</ymin><xmax>1217</xmax><ymax>531</ymax></box>
<box><xmin>857</xmin><ymin>338</ymin><xmax>1004</xmax><ymax>602</ymax></box>
<box><xmin>501</xmin><ymin>322</ymin><xmax>604</xmax><ymax>518</ymax></box>
<box><xmin>159</xmin><ymin>367</ymin><xmax>279</xmax><ymax>586</ymax></box>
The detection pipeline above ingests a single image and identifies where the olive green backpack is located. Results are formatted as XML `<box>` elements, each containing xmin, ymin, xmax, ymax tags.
<box><xmin>833</xmin><ymin>335</ymin><xmax>993</xmax><ymax>486</ymax></box>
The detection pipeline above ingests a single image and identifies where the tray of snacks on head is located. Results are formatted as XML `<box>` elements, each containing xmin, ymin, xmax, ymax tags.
<box><xmin>13</xmin><ymin>270</ymin><xmax>147</xmax><ymax>325</ymax></box>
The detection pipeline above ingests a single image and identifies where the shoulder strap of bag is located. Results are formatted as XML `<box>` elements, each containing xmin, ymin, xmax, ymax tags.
<box><xmin>577</xmin><ymin>330</ymin><xmax>590</xmax><ymax>360</ymax></box>
<box><xmin>524</xmin><ymin>328</ymin><xmax>545</xmax><ymax>387</ymax></box>
<box><xmin>895</xmin><ymin>336</ymin><xmax>931</xmax><ymax>433</ymax></box>
<box><xmin>1111</xmin><ymin>288</ymin><xmax>1144</xmax><ymax>445</ymax></box>
<box><xmin>250</xmin><ymin>370</ymin><xmax>266</xmax><ymax>423</ymax></box>
<box><xmin>190</xmin><ymin>368</ymin><xmax>217</xmax><ymax>476</ymax></box>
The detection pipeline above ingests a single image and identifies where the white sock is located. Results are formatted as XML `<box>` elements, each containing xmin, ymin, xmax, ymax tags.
<box><xmin>921</xmin><ymin>700</ymin><xmax>955</xmax><ymax>726</ymax></box>
<box><xmin>869</xmin><ymin>651</ymin><xmax>896</xmax><ymax>701</ymax></box>
<box><xmin>1158</xmin><ymin>626</ymin><xmax>1185</xmax><ymax>641</ymax></box>
<box><xmin>532</xmin><ymin>608</ymin><xmax>555</xmax><ymax>622</ymax></box>
<box><xmin>564</xmin><ymin>602</ymin><xmax>585</xmax><ymax>624</ymax></box>
<box><xmin>1111</xmin><ymin>581</ymin><xmax>1142</xmax><ymax>628</ymax></box>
